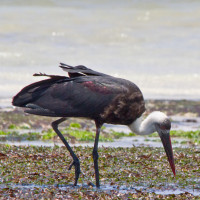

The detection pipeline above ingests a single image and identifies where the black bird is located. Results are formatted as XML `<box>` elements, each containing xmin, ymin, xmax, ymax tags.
<box><xmin>12</xmin><ymin>63</ymin><xmax>175</xmax><ymax>187</ymax></box>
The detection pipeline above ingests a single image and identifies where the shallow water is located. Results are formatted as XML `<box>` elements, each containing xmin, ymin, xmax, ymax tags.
<box><xmin>106</xmin><ymin>116</ymin><xmax>200</xmax><ymax>132</ymax></box>
<box><xmin>0</xmin><ymin>0</ymin><xmax>200</xmax><ymax>100</ymax></box>
<box><xmin>171</xmin><ymin>116</ymin><xmax>200</xmax><ymax>131</ymax></box>
<box><xmin>0</xmin><ymin>183</ymin><xmax>199</xmax><ymax>196</ymax></box>
<box><xmin>0</xmin><ymin>136</ymin><xmax>197</xmax><ymax>149</ymax></box>
<box><xmin>0</xmin><ymin>116</ymin><xmax>199</xmax><ymax>148</ymax></box>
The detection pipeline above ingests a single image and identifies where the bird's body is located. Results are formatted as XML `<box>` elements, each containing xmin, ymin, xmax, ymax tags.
<box><xmin>12</xmin><ymin>63</ymin><xmax>175</xmax><ymax>187</ymax></box>
<box><xmin>13</xmin><ymin>69</ymin><xmax>145</xmax><ymax>125</ymax></box>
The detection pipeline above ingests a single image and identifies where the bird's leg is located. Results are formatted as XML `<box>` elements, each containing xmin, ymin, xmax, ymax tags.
<box><xmin>51</xmin><ymin>117</ymin><xmax>80</xmax><ymax>186</ymax></box>
<box><xmin>92</xmin><ymin>121</ymin><xmax>102</xmax><ymax>188</ymax></box>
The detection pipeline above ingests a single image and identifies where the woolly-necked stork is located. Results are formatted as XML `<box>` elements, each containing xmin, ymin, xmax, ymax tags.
<box><xmin>12</xmin><ymin>63</ymin><xmax>175</xmax><ymax>187</ymax></box>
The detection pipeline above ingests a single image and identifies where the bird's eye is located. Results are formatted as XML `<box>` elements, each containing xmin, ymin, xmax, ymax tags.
<box><xmin>160</xmin><ymin>125</ymin><xmax>166</xmax><ymax>130</ymax></box>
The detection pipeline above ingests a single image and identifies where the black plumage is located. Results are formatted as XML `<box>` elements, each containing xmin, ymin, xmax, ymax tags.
<box><xmin>13</xmin><ymin>63</ymin><xmax>145</xmax><ymax>124</ymax></box>
<box><xmin>12</xmin><ymin>63</ymin><xmax>146</xmax><ymax>187</ymax></box>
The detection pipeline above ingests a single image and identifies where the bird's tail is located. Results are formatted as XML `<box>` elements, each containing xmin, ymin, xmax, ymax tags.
<box><xmin>12</xmin><ymin>76</ymin><xmax>66</xmax><ymax>107</ymax></box>
<box><xmin>59</xmin><ymin>63</ymin><xmax>107</xmax><ymax>77</ymax></box>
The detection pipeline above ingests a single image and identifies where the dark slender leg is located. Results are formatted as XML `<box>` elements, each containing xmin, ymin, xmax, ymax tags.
<box><xmin>92</xmin><ymin>121</ymin><xmax>102</xmax><ymax>188</ymax></box>
<box><xmin>51</xmin><ymin>118</ymin><xmax>80</xmax><ymax>186</ymax></box>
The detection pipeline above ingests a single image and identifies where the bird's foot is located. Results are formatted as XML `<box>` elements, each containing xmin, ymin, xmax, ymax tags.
<box><xmin>68</xmin><ymin>159</ymin><xmax>81</xmax><ymax>186</ymax></box>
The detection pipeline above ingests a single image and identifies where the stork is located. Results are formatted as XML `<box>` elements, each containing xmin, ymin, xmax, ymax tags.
<box><xmin>12</xmin><ymin>63</ymin><xmax>175</xmax><ymax>187</ymax></box>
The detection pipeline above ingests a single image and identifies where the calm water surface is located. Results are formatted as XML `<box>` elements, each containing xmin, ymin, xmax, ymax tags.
<box><xmin>0</xmin><ymin>0</ymin><xmax>200</xmax><ymax>105</ymax></box>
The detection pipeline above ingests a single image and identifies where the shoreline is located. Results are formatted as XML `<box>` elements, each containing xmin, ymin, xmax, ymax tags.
<box><xmin>0</xmin><ymin>98</ymin><xmax>199</xmax><ymax>135</ymax></box>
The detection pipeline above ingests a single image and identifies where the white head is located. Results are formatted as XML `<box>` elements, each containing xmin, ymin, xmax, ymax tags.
<box><xmin>148</xmin><ymin>111</ymin><xmax>171</xmax><ymax>134</ymax></box>
<box><xmin>129</xmin><ymin>111</ymin><xmax>175</xmax><ymax>176</ymax></box>
<box><xmin>129</xmin><ymin>111</ymin><xmax>171</xmax><ymax>136</ymax></box>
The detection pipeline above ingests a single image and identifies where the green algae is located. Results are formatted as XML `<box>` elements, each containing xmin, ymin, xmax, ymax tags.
<box><xmin>150</xmin><ymin>130</ymin><xmax>200</xmax><ymax>144</ymax></box>
<box><xmin>0</xmin><ymin>144</ymin><xmax>199</xmax><ymax>199</ymax></box>
<box><xmin>0</xmin><ymin>145</ymin><xmax>199</xmax><ymax>187</ymax></box>
<box><xmin>0</xmin><ymin>130</ymin><xmax>11</xmax><ymax>135</ymax></box>
<box><xmin>0</xmin><ymin>122</ymin><xmax>133</xmax><ymax>142</ymax></box>
<box><xmin>42</xmin><ymin>126</ymin><xmax>130</xmax><ymax>142</ymax></box>
<box><xmin>1</xmin><ymin>125</ymin><xmax>200</xmax><ymax>145</ymax></box>
<box><xmin>170</xmin><ymin>130</ymin><xmax>200</xmax><ymax>144</ymax></box>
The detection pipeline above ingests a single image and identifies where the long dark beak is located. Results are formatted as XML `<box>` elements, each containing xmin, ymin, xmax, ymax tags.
<box><xmin>159</xmin><ymin>131</ymin><xmax>176</xmax><ymax>176</ymax></box>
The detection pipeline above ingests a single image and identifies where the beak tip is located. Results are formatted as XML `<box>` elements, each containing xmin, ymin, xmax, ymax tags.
<box><xmin>160</xmin><ymin>133</ymin><xmax>176</xmax><ymax>178</ymax></box>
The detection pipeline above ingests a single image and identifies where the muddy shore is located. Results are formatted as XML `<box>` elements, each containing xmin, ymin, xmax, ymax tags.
<box><xmin>0</xmin><ymin>100</ymin><xmax>200</xmax><ymax>199</ymax></box>
<box><xmin>1</xmin><ymin>99</ymin><xmax>200</xmax><ymax>130</ymax></box>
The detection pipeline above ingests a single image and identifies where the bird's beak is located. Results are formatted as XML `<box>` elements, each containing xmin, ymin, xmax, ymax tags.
<box><xmin>159</xmin><ymin>131</ymin><xmax>176</xmax><ymax>176</ymax></box>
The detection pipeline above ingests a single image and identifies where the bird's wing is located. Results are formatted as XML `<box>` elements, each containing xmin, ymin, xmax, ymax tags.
<box><xmin>13</xmin><ymin>74</ymin><xmax>145</xmax><ymax>124</ymax></box>
<box><xmin>12</xmin><ymin>75</ymin><xmax>127</xmax><ymax>118</ymax></box>
<box><xmin>33</xmin><ymin>72</ymin><xmax>67</xmax><ymax>79</ymax></box>
<box><xmin>59</xmin><ymin>63</ymin><xmax>108</xmax><ymax>77</ymax></box>
<box><xmin>36</xmin><ymin>76</ymin><xmax>125</xmax><ymax>117</ymax></box>
<box><xmin>12</xmin><ymin>76</ymin><xmax>70</xmax><ymax>108</ymax></box>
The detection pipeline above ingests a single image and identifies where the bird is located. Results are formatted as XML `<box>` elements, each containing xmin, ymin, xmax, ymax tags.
<box><xmin>12</xmin><ymin>63</ymin><xmax>175</xmax><ymax>187</ymax></box>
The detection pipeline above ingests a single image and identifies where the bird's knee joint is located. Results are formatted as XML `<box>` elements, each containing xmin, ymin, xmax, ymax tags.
<box><xmin>51</xmin><ymin>122</ymin><xmax>57</xmax><ymax>129</ymax></box>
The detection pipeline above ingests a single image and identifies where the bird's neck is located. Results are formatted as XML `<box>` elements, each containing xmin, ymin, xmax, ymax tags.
<box><xmin>128</xmin><ymin>114</ymin><xmax>156</xmax><ymax>135</ymax></box>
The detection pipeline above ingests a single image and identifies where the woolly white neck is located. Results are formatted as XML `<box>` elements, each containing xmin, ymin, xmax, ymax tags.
<box><xmin>128</xmin><ymin>111</ymin><xmax>168</xmax><ymax>135</ymax></box>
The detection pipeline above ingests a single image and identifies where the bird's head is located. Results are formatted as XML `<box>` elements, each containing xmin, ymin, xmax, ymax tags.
<box><xmin>152</xmin><ymin>112</ymin><xmax>176</xmax><ymax>176</ymax></box>
<box><xmin>129</xmin><ymin>111</ymin><xmax>176</xmax><ymax>176</ymax></box>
